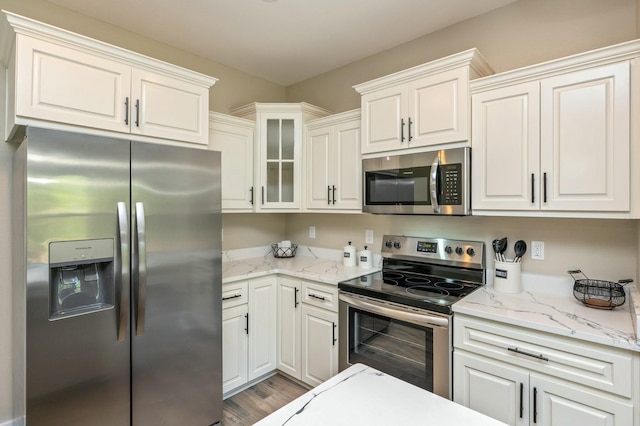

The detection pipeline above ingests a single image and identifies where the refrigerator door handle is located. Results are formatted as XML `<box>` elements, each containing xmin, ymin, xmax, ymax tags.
<box><xmin>116</xmin><ymin>202</ymin><xmax>130</xmax><ymax>342</ymax></box>
<box><xmin>134</xmin><ymin>202</ymin><xmax>148</xmax><ymax>336</ymax></box>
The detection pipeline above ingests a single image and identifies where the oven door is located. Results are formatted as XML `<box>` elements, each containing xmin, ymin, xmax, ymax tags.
<box><xmin>338</xmin><ymin>292</ymin><xmax>451</xmax><ymax>399</ymax></box>
<box><xmin>362</xmin><ymin>147</ymin><xmax>470</xmax><ymax>215</ymax></box>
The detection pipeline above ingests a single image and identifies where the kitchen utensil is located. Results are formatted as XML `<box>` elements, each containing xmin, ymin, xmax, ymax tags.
<box><xmin>498</xmin><ymin>237</ymin><xmax>508</xmax><ymax>262</ymax></box>
<box><xmin>492</xmin><ymin>239</ymin><xmax>501</xmax><ymax>261</ymax></box>
<box><xmin>514</xmin><ymin>240</ymin><xmax>527</xmax><ymax>262</ymax></box>
<box><xmin>568</xmin><ymin>270</ymin><xmax>632</xmax><ymax>310</ymax></box>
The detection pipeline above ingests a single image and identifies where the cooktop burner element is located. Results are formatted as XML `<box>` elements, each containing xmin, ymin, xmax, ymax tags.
<box><xmin>338</xmin><ymin>235</ymin><xmax>486</xmax><ymax>314</ymax></box>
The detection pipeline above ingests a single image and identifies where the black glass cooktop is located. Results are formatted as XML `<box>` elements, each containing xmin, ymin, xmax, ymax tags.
<box><xmin>338</xmin><ymin>259</ymin><xmax>484</xmax><ymax>314</ymax></box>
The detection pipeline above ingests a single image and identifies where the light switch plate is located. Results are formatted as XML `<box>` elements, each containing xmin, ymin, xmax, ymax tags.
<box><xmin>309</xmin><ymin>226</ymin><xmax>316</xmax><ymax>239</ymax></box>
<box><xmin>365</xmin><ymin>229</ymin><xmax>374</xmax><ymax>244</ymax></box>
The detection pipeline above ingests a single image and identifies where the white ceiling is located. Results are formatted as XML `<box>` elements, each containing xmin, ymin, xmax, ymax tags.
<box><xmin>46</xmin><ymin>0</ymin><xmax>518</xmax><ymax>86</ymax></box>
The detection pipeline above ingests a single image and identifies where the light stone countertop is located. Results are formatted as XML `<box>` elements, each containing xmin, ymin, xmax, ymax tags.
<box><xmin>254</xmin><ymin>363</ymin><xmax>506</xmax><ymax>426</ymax></box>
<box><xmin>222</xmin><ymin>245</ymin><xmax>380</xmax><ymax>285</ymax></box>
<box><xmin>453</xmin><ymin>272</ymin><xmax>640</xmax><ymax>352</ymax></box>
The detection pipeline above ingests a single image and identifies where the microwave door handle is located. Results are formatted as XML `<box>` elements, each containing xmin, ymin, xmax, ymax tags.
<box><xmin>430</xmin><ymin>155</ymin><xmax>441</xmax><ymax>213</ymax></box>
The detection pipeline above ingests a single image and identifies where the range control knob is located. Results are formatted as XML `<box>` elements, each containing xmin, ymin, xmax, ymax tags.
<box><xmin>385</xmin><ymin>240</ymin><xmax>393</xmax><ymax>249</ymax></box>
<box><xmin>445</xmin><ymin>246</ymin><xmax>453</xmax><ymax>254</ymax></box>
<box><xmin>393</xmin><ymin>241</ymin><xmax>401</xmax><ymax>249</ymax></box>
<box><xmin>455</xmin><ymin>246</ymin><xmax>463</xmax><ymax>255</ymax></box>
<box><xmin>466</xmin><ymin>247</ymin><xmax>475</xmax><ymax>256</ymax></box>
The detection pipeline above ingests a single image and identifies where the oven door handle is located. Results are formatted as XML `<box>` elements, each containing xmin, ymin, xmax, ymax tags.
<box><xmin>430</xmin><ymin>155</ymin><xmax>441</xmax><ymax>214</ymax></box>
<box><xmin>339</xmin><ymin>293</ymin><xmax>449</xmax><ymax>328</ymax></box>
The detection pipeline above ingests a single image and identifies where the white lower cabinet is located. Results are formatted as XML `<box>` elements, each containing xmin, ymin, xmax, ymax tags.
<box><xmin>276</xmin><ymin>277</ymin><xmax>339</xmax><ymax>387</ymax></box>
<box><xmin>300</xmin><ymin>304</ymin><xmax>338</xmax><ymax>388</ymax></box>
<box><xmin>453</xmin><ymin>314</ymin><xmax>636</xmax><ymax>425</ymax></box>
<box><xmin>222</xmin><ymin>304</ymin><xmax>249</xmax><ymax>394</ymax></box>
<box><xmin>222</xmin><ymin>277</ymin><xmax>277</xmax><ymax>396</ymax></box>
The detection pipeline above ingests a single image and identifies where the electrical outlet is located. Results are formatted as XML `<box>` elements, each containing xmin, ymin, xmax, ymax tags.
<box><xmin>309</xmin><ymin>226</ymin><xmax>316</xmax><ymax>239</ymax></box>
<box><xmin>531</xmin><ymin>241</ymin><xmax>544</xmax><ymax>260</ymax></box>
<box><xmin>365</xmin><ymin>229</ymin><xmax>374</xmax><ymax>244</ymax></box>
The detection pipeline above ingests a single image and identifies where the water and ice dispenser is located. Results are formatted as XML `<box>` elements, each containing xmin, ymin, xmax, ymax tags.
<box><xmin>49</xmin><ymin>239</ymin><xmax>115</xmax><ymax>320</ymax></box>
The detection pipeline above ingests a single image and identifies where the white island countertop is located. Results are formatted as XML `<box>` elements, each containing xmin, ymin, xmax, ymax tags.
<box><xmin>255</xmin><ymin>363</ymin><xmax>506</xmax><ymax>426</ymax></box>
<box><xmin>453</xmin><ymin>276</ymin><xmax>640</xmax><ymax>352</ymax></box>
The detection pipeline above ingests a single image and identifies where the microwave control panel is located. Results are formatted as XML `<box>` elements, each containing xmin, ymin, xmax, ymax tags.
<box><xmin>441</xmin><ymin>164</ymin><xmax>462</xmax><ymax>205</ymax></box>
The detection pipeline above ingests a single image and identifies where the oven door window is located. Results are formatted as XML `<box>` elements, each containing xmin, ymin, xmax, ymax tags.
<box><xmin>365</xmin><ymin>166</ymin><xmax>431</xmax><ymax>206</ymax></box>
<box><xmin>347</xmin><ymin>306</ymin><xmax>433</xmax><ymax>391</ymax></box>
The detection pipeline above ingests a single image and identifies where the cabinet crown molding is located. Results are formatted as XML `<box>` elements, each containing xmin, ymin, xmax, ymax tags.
<box><xmin>0</xmin><ymin>10</ymin><xmax>217</xmax><ymax>87</ymax></box>
<box><xmin>305</xmin><ymin>109</ymin><xmax>361</xmax><ymax>130</ymax></box>
<box><xmin>230</xmin><ymin>102</ymin><xmax>332</xmax><ymax>121</ymax></box>
<box><xmin>471</xmin><ymin>38</ymin><xmax>640</xmax><ymax>92</ymax></box>
<box><xmin>353</xmin><ymin>48</ymin><xmax>493</xmax><ymax>95</ymax></box>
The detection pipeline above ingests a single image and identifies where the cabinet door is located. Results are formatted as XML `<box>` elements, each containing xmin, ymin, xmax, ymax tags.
<box><xmin>248</xmin><ymin>276</ymin><xmax>277</xmax><ymax>380</ymax></box>
<box><xmin>222</xmin><ymin>304</ymin><xmax>249</xmax><ymax>394</ymax></box>
<box><xmin>277</xmin><ymin>278</ymin><xmax>302</xmax><ymax>380</ymax></box>
<box><xmin>306</xmin><ymin>126</ymin><xmax>333</xmax><ymax>209</ymax></box>
<box><xmin>209</xmin><ymin>114</ymin><xmax>255</xmax><ymax>211</ymax></box>
<box><xmin>301</xmin><ymin>304</ymin><xmax>338</xmax><ymax>388</ymax></box>
<box><xmin>540</xmin><ymin>62</ymin><xmax>630</xmax><ymax>212</ymax></box>
<box><xmin>531</xmin><ymin>374</ymin><xmax>633</xmax><ymax>426</ymax></box>
<box><xmin>472</xmin><ymin>82</ymin><xmax>541</xmax><ymax>211</ymax></box>
<box><xmin>360</xmin><ymin>85</ymin><xmax>408</xmax><ymax>154</ymax></box>
<box><xmin>409</xmin><ymin>67</ymin><xmax>469</xmax><ymax>149</ymax></box>
<box><xmin>258</xmin><ymin>113</ymin><xmax>302</xmax><ymax>209</ymax></box>
<box><xmin>15</xmin><ymin>35</ymin><xmax>131</xmax><ymax>134</ymax></box>
<box><xmin>332</xmin><ymin>120</ymin><xmax>362</xmax><ymax>210</ymax></box>
<box><xmin>454</xmin><ymin>351</ymin><xmax>529</xmax><ymax>426</ymax></box>
<box><xmin>131</xmin><ymin>68</ymin><xmax>209</xmax><ymax>145</ymax></box>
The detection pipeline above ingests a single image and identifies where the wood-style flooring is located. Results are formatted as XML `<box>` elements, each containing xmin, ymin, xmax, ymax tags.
<box><xmin>222</xmin><ymin>374</ymin><xmax>309</xmax><ymax>425</ymax></box>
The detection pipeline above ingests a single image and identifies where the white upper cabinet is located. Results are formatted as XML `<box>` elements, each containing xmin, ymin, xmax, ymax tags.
<box><xmin>2</xmin><ymin>12</ymin><xmax>216</xmax><ymax>146</ymax></box>
<box><xmin>354</xmin><ymin>49</ymin><xmax>493</xmax><ymax>156</ymax></box>
<box><xmin>472</xmin><ymin>40</ymin><xmax>640</xmax><ymax>218</ymax></box>
<box><xmin>305</xmin><ymin>109</ymin><xmax>361</xmax><ymax>212</ymax></box>
<box><xmin>231</xmin><ymin>103</ymin><xmax>331</xmax><ymax>212</ymax></box>
<box><xmin>208</xmin><ymin>112</ymin><xmax>256</xmax><ymax>212</ymax></box>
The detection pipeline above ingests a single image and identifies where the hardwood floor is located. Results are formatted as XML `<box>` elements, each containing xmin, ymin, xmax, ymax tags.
<box><xmin>222</xmin><ymin>374</ymin><xmax>309</xmax><ymax>425</ymax></box>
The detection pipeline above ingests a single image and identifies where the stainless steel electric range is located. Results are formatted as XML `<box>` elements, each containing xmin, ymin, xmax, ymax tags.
<box><xmin>338</xmin><ymin>235</ymin><xmax>485</xmax><ymax>399</ymax></box>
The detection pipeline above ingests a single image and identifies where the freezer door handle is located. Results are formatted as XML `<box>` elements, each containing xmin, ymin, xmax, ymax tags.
<box><xmin>116</xmin><ymin>202</ymin><xmax>130</xmax><ymax>342</ymax></box>
<box><xmin>134</xmin><ymin>202</ymin><xmax>148</xmax><ymax>336</ymax></box>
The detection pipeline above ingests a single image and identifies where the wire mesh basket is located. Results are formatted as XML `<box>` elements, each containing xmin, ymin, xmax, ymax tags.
<box><xmin>271</xmin><ymin>243</ymin><xmax>298</xmax><ymax>258</ymax></box>
<box><xmin>568</xmin><ymin>270</ymin><xmax>632</xmax><ymax>310</ymax></box>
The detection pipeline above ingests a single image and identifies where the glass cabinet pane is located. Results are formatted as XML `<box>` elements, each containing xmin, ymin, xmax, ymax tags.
<box><xmin>267</xmin><ymin>161</ymin><xmax>279</xmax><ymax>202</ymax></box>
<box><xmin>282</xmin><ymin>162</ymin><xmax>294</xmax><ymax>202</ymax></box>
<box><xmin>266</xmin><ymin>119</ymin><xmax>280</xmax><ymax>160</ymax></box>
<box><xmin>281</xmin><ymin>119</ymin><xmax>295</xmax><ymax>160</ymax></box>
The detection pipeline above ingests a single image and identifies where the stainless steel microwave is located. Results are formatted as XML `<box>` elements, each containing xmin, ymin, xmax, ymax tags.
<box><xmin>362</xmin><ymin>147</ymin><xmax>471</xmax><ymax>215</ymax></box>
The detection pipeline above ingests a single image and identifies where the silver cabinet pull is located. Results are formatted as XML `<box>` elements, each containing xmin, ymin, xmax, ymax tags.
<box><xmin>116</xmin><ymin>202</ymin><xmax>129</xmax><ymax>342</ymax></box>
<box><xmin>134</xmin><ymin>202</ymin><xmax>147</xmax><ymax>336</ymax></box>
<box><xmin>507</xmin><ymin>346</ymin><xmax>549</xmax><ymax>362</ymax></box>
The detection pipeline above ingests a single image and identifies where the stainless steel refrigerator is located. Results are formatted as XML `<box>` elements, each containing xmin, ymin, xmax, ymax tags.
<box><xmin>12</xmin><ymin>127</ymin><xmax>222</xmax><ymax>425</ymax></box>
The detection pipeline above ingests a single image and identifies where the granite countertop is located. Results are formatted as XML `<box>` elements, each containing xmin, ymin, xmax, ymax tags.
<box><xmin>255</xmin><ymin>363</ymin><xmax>506</xmax><ymax>426</ymax></box>
<box><xmin>222</xmin><ymin>245</ymin><xmax>380</xmax><ymax>285</ymax></box>
<box><xmin>453</xmin><ymin>274</ymin><xmax>640</xmax><ymax>352</ymax></box>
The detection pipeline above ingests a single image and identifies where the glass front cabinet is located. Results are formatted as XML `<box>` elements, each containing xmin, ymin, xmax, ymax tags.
<box><xmin>231</xmin><ymin>103</ymin><xmax>331</xmax><ymax>211</ymax></box>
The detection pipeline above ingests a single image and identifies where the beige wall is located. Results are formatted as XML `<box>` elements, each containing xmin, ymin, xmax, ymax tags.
<box><xmin>222</xmin><ymin>214</ymin><xmax>286</xmax><ymax>250</ymax></box>
<box><xmin>287</xmin><ymin>0</ymin><xmax>638</xmax><ymax>112</ymax></box>
<box><xmin>284</xmin><ymin>214</ymin><xmax>638</xmax><ymax>282</ymax></box>
<box><xmin>0</xmin><ymin>0</ymin><xmax>287</xmax><ymax>112</ymax></box>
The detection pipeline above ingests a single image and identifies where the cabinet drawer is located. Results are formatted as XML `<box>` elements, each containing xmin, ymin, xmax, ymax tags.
<box><xmin>301</xmin><ymin>281</ymin><xmax>338</xmax><ymax>312</ymax></box>
<box><xmin>454</xmin><ymin>314</ymin><xmax>634</xmax><ymax>398</ymax></box>
<box><xmin>222</xmin><ymin>281</ymin><xmax>249</xmax><ymax>308</ymax></box>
